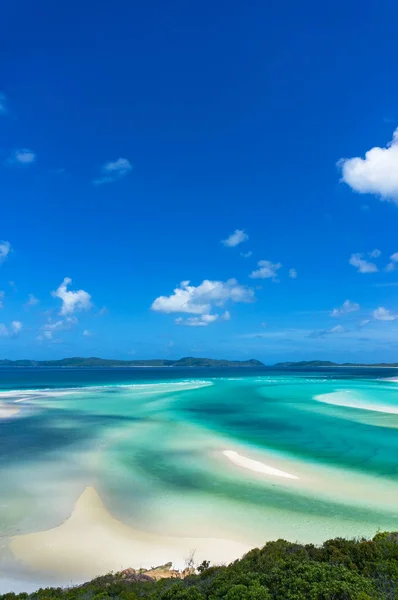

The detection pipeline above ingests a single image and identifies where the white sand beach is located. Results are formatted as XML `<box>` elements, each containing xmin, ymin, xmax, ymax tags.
<box><xmin>10</xmin><ymin>486</ymin><xmax>251</xmax><ymax>582</ymax></box>
<box><xmin>215</xmin><ymin>444</ymin><xmax>398</xmax><ymax>514</ymax></box>
<box><xmin>223</xmin><ymin>450</ymin><xmax>299</xmax><ymax>480</ymax></box>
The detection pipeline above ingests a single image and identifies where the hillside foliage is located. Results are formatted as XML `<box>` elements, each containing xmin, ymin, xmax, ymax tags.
<box><xmin>2</xmin><ymin>532</ymin><xmax>398</xmax><ymax>600</ymax></box>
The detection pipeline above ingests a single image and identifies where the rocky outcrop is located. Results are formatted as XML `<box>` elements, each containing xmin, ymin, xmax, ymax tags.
<box><xmin>119</xmin><ymin>563</ymin><xmax>194</xmax><ymax>582</ymax></box>
<box><xmin>142</xmin><ymin>563</ymin><xmax>180</xmax><ymax>581</ymax></box>
<box><xmin>119</xmin><ymin>569</ymin><xmax>155</xmax><ymax>583</ymax></box>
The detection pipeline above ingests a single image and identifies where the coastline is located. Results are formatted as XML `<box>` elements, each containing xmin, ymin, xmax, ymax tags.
<box><xmin>10</xmin><ymin>486</ymin><xmax>251</xmax><ymax>583</ymax></box>
<box><xmin>3</xmin><ymin>367</ymin><xmax>398</xmax><ymax>592</ymax></box>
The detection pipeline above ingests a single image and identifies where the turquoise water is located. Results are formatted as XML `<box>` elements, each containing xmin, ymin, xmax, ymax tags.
<box><xmin>1</xmin><ymin>366</ymin><xmax>398</xmax><ymax>589</ymax></box>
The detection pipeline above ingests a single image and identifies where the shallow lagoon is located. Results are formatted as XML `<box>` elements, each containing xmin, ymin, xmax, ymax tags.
<box><xmin>1</xmin><ymin>367</ymin><xmax>398</xmax><ymax>591</ymax></box>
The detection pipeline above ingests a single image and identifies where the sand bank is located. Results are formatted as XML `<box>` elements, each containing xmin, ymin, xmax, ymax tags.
<box><xmin>314</xmin><ymin>391</ymin><xmax>398</xmax><ymax>414</ymax></box>
<box><xmin>223</xmin><ymin>450</ymin><xmax>299</xmax><ymax>480</ymax></box>
<box><xmin>0</xmin><ymin>401</ymin><xmax>20</xmax><ymax>419</ymax></box>
<box><xmin>10</xmin><ymin>486</ymin><xmax>251</xmax><ymax>582</ymax></box>
<box><xmin>215</xmin><ymin>442</ymin><xmax>398</xmax><ymax>515</ymax></box>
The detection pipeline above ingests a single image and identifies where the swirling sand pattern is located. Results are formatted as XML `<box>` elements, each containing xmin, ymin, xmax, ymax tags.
<box><xmin>1</xmin><ymin>367</ymin><xmax>398</xmax><ymax>591</ymax></box>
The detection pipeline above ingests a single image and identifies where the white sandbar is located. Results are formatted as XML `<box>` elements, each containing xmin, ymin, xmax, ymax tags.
<box><xmin>314</xmin><ymin>392</ymin><xmax>398</xmax><ymax>414</ymax></box>
<box><xmin>222</xmin><ymin>450</ymin><xmax>299</xmax><ymax>480</ymax></box>
<box><xmin>10</xmin><ymin>486</ymin><xmax>251</xmax><ymax>582</ymax></box>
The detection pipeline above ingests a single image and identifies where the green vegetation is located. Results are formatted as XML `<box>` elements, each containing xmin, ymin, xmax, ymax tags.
<box><xmin>3</xmin><ymin>533</ymin><xmax>398</xmax><ymax>599</ymax></box>
<box><xmin>0</xmin><ymin>357</ymin><xmax>264</xmax><ymax>368</ymax></box>
<box><xmin>2</xmin><ymin>357</ymin><xmax>398</xmax><ymax>369</ymax></box>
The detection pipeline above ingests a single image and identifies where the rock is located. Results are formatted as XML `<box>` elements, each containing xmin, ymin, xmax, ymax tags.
<box><xmin>142</xmin><ymin>564</ymin><xmax>180</xmax><ymax>581</ymax></box>
<box><xmin>123</xmin><ymin>573</ymin><xmax>155</xmax><ymax>583</ymax></box>
<box><xmin>120</xmin><ymin>568</ymin><xmax>137</xmax><ymax>578</ymax></box>
<box><xmin>118</xmin><ymin>562</ymin><xmax>194</xmax><ymax>582</ymax></box>
<box><xmin>146</xmin><ymin>562</ymin><xmax>173</xmax><ymax>572</ymax></box>
<box><xmin>119</xmin><ymin>568</ymin><xmax>155</xmax><ymax>582</ymax></box>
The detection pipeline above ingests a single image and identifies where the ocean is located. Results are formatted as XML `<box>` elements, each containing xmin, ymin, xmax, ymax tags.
<box><xmin>1</xmin><ymin>366</ymin><xmax>398</xmax><ymax>592</ymax></box>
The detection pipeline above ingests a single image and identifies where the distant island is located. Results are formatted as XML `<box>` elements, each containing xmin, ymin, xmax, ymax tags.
<box><xmin>1</xmin><ymin>357</ymin><xmax>398</xmax><ymax>368</ymax></box>
<box><xmin>275</xmin><ymin>360</ymin><xmax>398</xmax><ymax>367</ymax></box>
<box><xmin>0</xmin><ymin>356</ymin><xmax>265</xmax><ymax>368</ymax></box>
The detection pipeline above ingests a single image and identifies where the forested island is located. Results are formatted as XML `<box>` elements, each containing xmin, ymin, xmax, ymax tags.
<box><xmin>3</xmin><ymin>532</ymin><xmax>398</xmax><ymax>599</ymax></box>
<box><xmin>1</xmin><ymin>357</ymin><xmax>398</xmax><ymax>368</ymax></box>
<box><xmin>275</xmin><ymin>361</ymin><xmax>398</xmax><ymax>367</ymax></box>
<box><xmin>0</xmin><ymin>357</ymin><xmax>265</xmax><ymax>368</ymax></box>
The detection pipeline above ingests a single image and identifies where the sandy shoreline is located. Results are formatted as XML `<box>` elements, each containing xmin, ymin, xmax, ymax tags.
<box><xmin>10</xmin><ymin>486</ymin><xmax>251</xmax><ymax>582</ymax></box>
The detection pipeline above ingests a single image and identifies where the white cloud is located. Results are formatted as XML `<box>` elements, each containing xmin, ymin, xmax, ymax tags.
<box><xmin>176</xmin><ymin>313</ymin><xmax>220</xmax><ymax>327</ymax></box>
<box><xmin>339</xmin><ymin>128</ymin><xmax>398</xmax><ymax>202</ymax></box>
<box><xmin>11</xmin><ymin>321</ymin><xmax>22</xmax><ymax>335</ymax></box>
<box><xmin>360</xmin><ymin>319</ymin><xmax>371</xmax><ymax>327</ymax></box>
<box><xmin>0</xmin><ymin>321</ymin><xmax>22</xmax><ymax>337</ymax></box>
<box><xmin>288</xmin><ymin>268</ymin><xmax>297</xmax><ymax>279</ymax></box>
<box><xmin>93</xmin><ymin>158</ymin><xmax>132</xmax><ymax>184</ymax></box>
<box><xmin>25</xmin><ymin>293</ymin><xmax>39</xmax><ymax>307</ymax></box>
<box><xmin>39</xmin><ymin>317</ymin><xmax>78</xmax><ymax>340</ymax></box>
<box><xmin>369</xmin><ymin>248</ymin><xmax>381</xmax><ymax>258</ymax></box>
<box><xmin>10</xmin><ymin>149</ymin><xmax>36</xmax><ymax>165</ymax></box>
<box><xmin>373</xmin><ymin>306</ymin><xmax>398</xmax><ymax>321</ymax></box>
<box><xmin>152</xmin><ymin>278</ymin><xmax>254</xmax><ymax>316</ymax></box>
<box><xmin>331</xmin><ymin>299</ymin><xmax>360</xmax><ymax>317</ymax></box>
<box><xmin>385</xmin><ymin>252</ymin><xmax>398</xmax><ymax>272</ymax></box>
<box><xmin>83</xmin><ymin>329</ymin><xmax>93</xmax><ymax>336</ymax></box>
<box><xmin>41</xmin><ymin>320</ymin><xmax>64</xmax><ymax>340</ymax></box>
<box><xmin>0</xmin><ymin>241</ymin><xmax>12</xmax><ymax>264</ymax></box>
<box><xmin>0</xmin><ymin>291</ymin><xmax>4</xmax><ymax>308</ymax></box>
<box><xmin>307</xmin><ymin>324</ymin><xmax>345</xmax><ymax>338</ymax></box>
<box><xmin>222</xmin><ymin>229</ymin><xmax>248</xmax><ymax>247</ymax></box>
<box><xmin>52</xmin><ymin>277</ymin><xmax>92</xmax><ymax>315</ymax></box>
<box><xmin>250</xmin><ymin>260</ymin><xmax>282</xmax><ymax>280</ymax></box>
<box><xmin>0</xmin><ymin>92</ymin><xmax>7</xmax><ymax>114</ymax></box>
<box><xmin>349</xmin><ymin>253</ymin><xmax>378</xmax><ymax>273</ymax></box>
<box><xmin>331</xmin><ymin>325</ymin><xmax>345</xmax><ymax>333</ymax></box>
<box><xmin>176</xmin><ymin>311</ymin><xmax>230</xmax><ymax>327</ymax></box>
<box><xmin>240</xmin><ymin>251</ymin><xmax>253</xmax><ymax>258</ymax></box>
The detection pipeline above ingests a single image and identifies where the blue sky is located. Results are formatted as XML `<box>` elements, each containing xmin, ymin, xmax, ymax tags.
<box><xmin>1</xmin><ymin>0</ymin><xmax>398</xmax><ymax>362</ymax></box>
